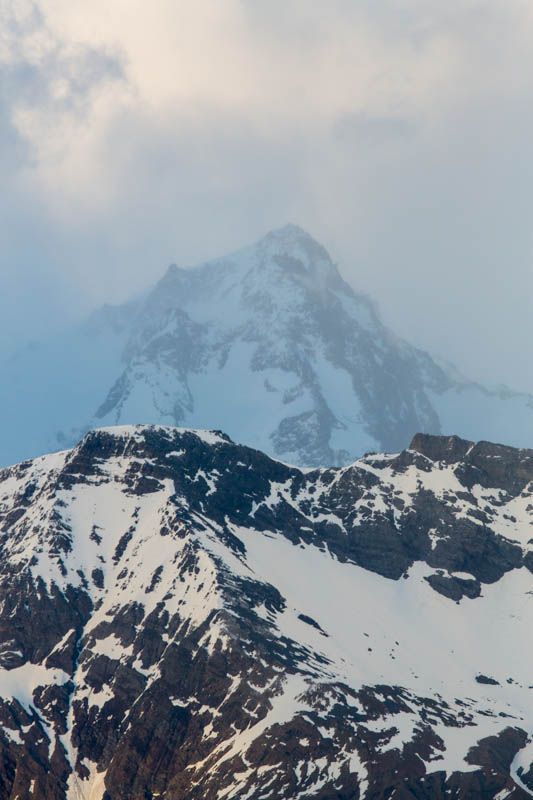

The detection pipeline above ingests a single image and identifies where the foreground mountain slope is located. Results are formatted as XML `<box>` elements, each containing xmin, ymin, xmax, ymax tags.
<box><xmin>2</xmin><ymin>224</ymin><xmax>533</xmax><ymax>469</ymax></box>
<box><xmin>1</xmin><ymin>425</ymin><xmax>533</xmax><ymax>798</ymax></box>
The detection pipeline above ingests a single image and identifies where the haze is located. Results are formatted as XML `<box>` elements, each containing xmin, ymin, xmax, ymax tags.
<box><xmin>2</xmin><ymin>0</ymin><xmax>533</xmax><ymax>392</ymax></box>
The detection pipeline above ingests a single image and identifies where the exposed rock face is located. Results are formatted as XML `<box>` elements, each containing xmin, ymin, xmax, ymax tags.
<box><xmin>2</xmin><ymin>225</ymin><xmax>533</xmax><ymax>469</ymax></box>
<box><xmin>1</xmin><ymin>425</ymin><xmax>533</xmax><ymax>799</ymax></box>
<box><xmin>411</xmin><ymin>433</ymin><xmax>533</xmax><ymax>496</ymax></box>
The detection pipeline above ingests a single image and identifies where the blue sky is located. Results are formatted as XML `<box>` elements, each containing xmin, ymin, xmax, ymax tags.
<box><xmin>2</xmin><ymin>0</ymin><xmax>533</xmax><ymax>391</ymax></box>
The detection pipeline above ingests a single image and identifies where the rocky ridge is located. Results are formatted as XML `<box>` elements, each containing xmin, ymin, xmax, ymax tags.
<box><xmin>0</xmin><ymin>425</ymin><xmax>533</xmax><ymax>798</ymax></box>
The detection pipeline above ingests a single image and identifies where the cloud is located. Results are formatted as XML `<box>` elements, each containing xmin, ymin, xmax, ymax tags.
<box><xmin>1</xmin><ymin>0</ymin><xmax>533</xmax><ymax>391</ymax></box>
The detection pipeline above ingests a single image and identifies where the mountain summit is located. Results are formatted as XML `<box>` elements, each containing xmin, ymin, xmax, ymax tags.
<box><xmin>91</xmin><ymin>223</ymin><xmax>405</xmax><ymax>466</ymax></box>
<box><xmin>1</xmin><ymin>225</ymin><xmax>533</xmax><ymax>468</ymax></box>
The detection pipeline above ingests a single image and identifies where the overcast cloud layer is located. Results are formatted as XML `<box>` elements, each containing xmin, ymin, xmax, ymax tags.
<box><xmin>1</xmin><ymin>0</ymin><xmax>533</xmax><ymax>391</ymax></box>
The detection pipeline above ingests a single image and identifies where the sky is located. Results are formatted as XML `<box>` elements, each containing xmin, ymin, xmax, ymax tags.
<box><xmin>1</xmin><ymin>0</ymin><xmax>533</xmax><ymax>391</ymax></box>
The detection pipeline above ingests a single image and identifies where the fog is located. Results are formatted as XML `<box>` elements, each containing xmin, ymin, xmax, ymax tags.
<box><xmin>2</xmin><ymin>0</ymin><xmax>533</xmax><ymax>391</ymax></box>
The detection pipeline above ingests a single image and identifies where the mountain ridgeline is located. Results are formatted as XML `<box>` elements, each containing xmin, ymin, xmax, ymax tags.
<box><xmin>2</xmin><ymin>224</ymin><xmax>533</xmax><ymax>468</ymax></box>
<box><xmin>1</xmin><ymin>425</ymin><xmax>533</xmax><ymax>798</ymax></box>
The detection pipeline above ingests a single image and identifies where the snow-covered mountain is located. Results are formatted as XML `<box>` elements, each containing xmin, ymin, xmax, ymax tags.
<box><xmin>1</xmin><ymin>424</ymin><xmax>533</xmax><ymax>798</ymax></box>
<box><xmin>2</xmin><ymin>224</ymin><xmax>533</xmax><ymax>468</ymax></box>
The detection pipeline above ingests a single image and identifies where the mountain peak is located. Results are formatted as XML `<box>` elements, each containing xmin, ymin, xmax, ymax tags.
<box><xmin>3</xmin><ymin>226</ymin><xmax>533</xmax><ymax>473</ymax></box>
<box><xmin>263</xmin><ymin>222</ymin><xmax>314</xmax><ymax>241</ymax></box>
<box><xmin>252</xmin><ymin>223</ymin><xmax>346</xmax><ymax>296</ymax></box>
<box><xmin>259</xmin><ymin>222</ymin><xmax>329</xmax><ymax>258</ymax></box>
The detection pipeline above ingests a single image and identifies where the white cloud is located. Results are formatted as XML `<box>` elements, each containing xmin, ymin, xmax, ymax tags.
<box><xmin>1</xmin><ymin>0</ymin><xmax>533</xmax><ymax>390</ymax></box>
<box><xmin>7</xmin><ymin>0</ymin><xmax>532</xmax><ymax>199</ymax></box>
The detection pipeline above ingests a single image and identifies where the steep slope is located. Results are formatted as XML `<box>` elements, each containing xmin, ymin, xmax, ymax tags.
<box><xmin>1</xmin><ymin>425</ymin><xmax>533</xmax><ymax>798</ymax></box>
